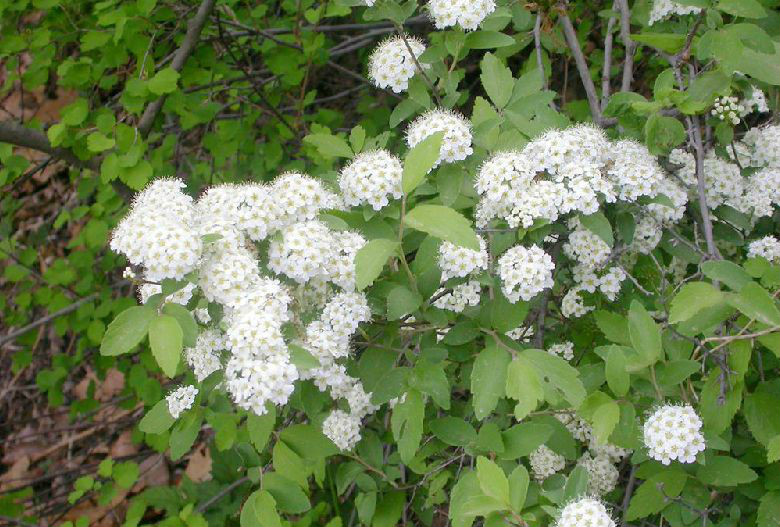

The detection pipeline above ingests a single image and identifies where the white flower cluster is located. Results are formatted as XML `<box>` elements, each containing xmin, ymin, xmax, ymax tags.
<box><xmin>322</xmin><ymin>410</ymin><xmax>362</xmax><ymax>451</ymax></box>
<box><xmin>556</xmin><ymin>412</ymin><xmax>593</xmax><ymax>443</ymax></box>
<box><xmin>427</xmin><ymin>0</ymin><xmax>495</xmax><ymax>31</ymax></box>
<box><xmin>748</xmin><ymin>236</ymin><xmax>780</xmax><ymax>263</ymax></box>
<box><xmin>643</xmin><ymin>404</ymin><xmax>706</xmax><ymax>464</ymax></box>
<box><xmin>185</xmin><ymin>329</ymin><xmax>225</xmax><ymax>382</ymax></box>
<box><xmin>407</xmin><ymin>109</ymin><xmax>473</xmax><ymax>167</ymax></box>
<box><xmin>548</xmin><ymin>341</ymin><xmax>574</xmax><ymax>361</ymax></box>
<box><xmin>631</xmin><ymin>215</ymin><xmax>663</xmax><ymax>254</ymax></box>
<box><xmin>139</xmin><ymin>282</ymin><xmax>196</xmax><ymax>306</ymax></box>
<box><xmin>564</xmin><ymin>221</ymin><xmax>611</xmax><ymax>270</ymax></box>
<box><xmin>555</xmin><ymin>498</ymin><xmax>616</xmax><ymax>527</ymax></box>
<box><xmin>438</xmin><ymin>237</ymin><xmax>489</xmax><ymax>281</ymax></box>
<box><xmin>711</xmin><ymin>96</ymin><xmax>745</xmax><ymax>126</ymax></box>
<box><xmin>368</xmin><ymin>36</ymin><xmax>426</xmax><ymax>93</ymax></box>
<box><xmin>110</xmin><ymin>179</ymin><xmax>202</xmax><ymax>281</ymax></box>
<box><xmin>339</xmin><ymin>150</ymin><xmax>403</xmax><ymax>210</ymax></box>
<box><xmin>111</xmin><ymin>173</ymin><xmax>385</xmax><ymax>447</ymax></box>
<box><xmin>670</xmin><ymin>148</ymin><xmax>744</xmax><ymax>209</ymax></box>
<box><xmin>498</xmin><ymin>245</ymin><xmax>555</xmax><ymax>303</ymax></box>
<box><xmin>578</xmin><ymin>453</ymin><xmax>619</xmax><ymax>496</ymax></box>
<box><xmin>530</xmin><ymin>445</ymin><xmax>566</xmax><ymax>482</ymax></box>
<box><xmin>475</xmin><ymin>126</ymin><xmax>682</xmax><ymax>230</ymax></box>
<box><xmin>166</xmin><ymin>385</ymin><xmax>198</xmax><ymax>419</ymax></box>
<box><xmin>433</xmin><ymin>281</ymin><xmax>482</xmax><ymax>312</ymax></box>
<box><xmin>735</xmin><ymin>167</ymin><xmax>780</xmax><ymax>218</ymax></box>
<box><xmin>744</xmin><ymin>125</ymin><xmax>780</xmax><ymax>168</ymax></box>
<box><xmin>505</xmin><ymin>325</ymin><xmax>534</xmax><ymax>342</ymax></box>
<box><xmin>740</xmin><ymin>87</ymin><xmax>769</xmax><ymax>116</ymax></box>
<box><xmin>648</xmin><ymin>0</ymin><xmax>701</xmax><ymax>25</ymax></box>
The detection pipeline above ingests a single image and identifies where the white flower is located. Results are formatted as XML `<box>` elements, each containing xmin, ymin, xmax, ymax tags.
<box><xmin>607</xmin><ymin>140</ymin><xmax>665</xmax><ymax>202</ymax></box>
<box><xmin>185</xmin><ymin>329</ymin><xmax>225</xmax><ymax>382</ymax></box>
<box><xmin>167</xmin><ymin>385</ymin><xmax>198</xmax><ymax>419</ymax></box>
<box><xmin>368</xmin><ymin>36</ymin><xmax>427</xmax><ymax>93</ymax></box>
<box><xmin>407</xmin><ymin>109</ymin><xmax>473</xmax><ymax>167</ymax></box>
<box><xmin>578</xmin><ymin>453</ymin><xmax>619</xmax><ymax>496</ymax></box>
<box><xmin>433</xmin><ymin>281</ymin><xmax>482</xmax><ymax>312</ymax></box>
<box><xmin>498</xmin><ymin>245</ymin><xmax>555</xmax><ymax>303</ymax></box>
<box><xmin>741</xmin><ymin>87</ymin><xmax>769</xmax><ymax>116</ymax></box>
<box><xmin>428</xmin><ymin>0</ymin><xmax>496</xmax><ymax>30</ymax></box>
<box><xmin>339</xmin><ymin>150</ymin><xmax>403</xmax><ymax>210</ymax></box>
<box><xmin>270</xmin><ymin>172</ymin><xmax>341</xmax><ymax>228</ymax></box>
<box><xmin>438</xmin><ymin>237</ymin><xmax>489</xmax><ymax>281</ymax></box>
<box><xmin>648</xmin><ymin>0</ymin><xmax>701</xmax><ymax>25</ymax></box>
<box><xmin>556</xmin><ymin>412</ymin><xmax>593</xmax><ymax>443</ymax></box>
<box><xmin>556</xmin><ymin>497</ymin><xmax>616</xmax><ymax>527</ymax></box>
<box><xmin>733</xmin><ymin>167</ymin><xmax>780</xmax><ymax>218</ymax></box>
<box><xmin>748</xmin><ymin>236</ymin><xmax>780</xmax><ymax>263</ymax></box>
<box><xmin>564</xmin><ymin>220</ymin><xmax>612</xmax><ymax>270</ymax></box>
<box><xmin>710</xmin><ymin>95</ymin><xmax>744</xmax><ymax>126</ymax></box>
<box><xmin>548</xmin><ymin>341</ymin><xmax>574</xmax><ymax>361</ymax></box>
<box><xmin>530</xmin><ymin>445</ymin><xmax>566</xmax><ymax>482</ymax></box>
<box><xmin>632</xmin><ymin>215</ymin><xmax>663</xmax><ymax>254</ymax></box>
<box><xmin>562</xmin><ymin>287</ymin><xmax>594</xmax><ymax>318</ymax></box>
<box><xmin>323</xmin><ymin>410</ymin><xmax>362</xmax><ymax>451</ymax></box>
<box><xmin>744</xmin><ymin>125</ymin><xmax>780</xmax><ymax>168</ymax></box>
<box><xmin>643</xmin><ymin>404</ymin><xmax>706</xmax><ymax>465</ymax></box>
<box><xmin>268</xmin><ymin>221</ymin><xmax>336</xmax><ymax>283</ymax></box>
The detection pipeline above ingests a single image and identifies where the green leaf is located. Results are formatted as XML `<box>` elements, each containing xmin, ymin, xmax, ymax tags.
<box><xmin>404</xmin><ymin>205</ymin><xmax>480</xmax><ymax>251</ymax></box>
<box><xmin>697</xmin><ymin>456</ymin><xmax>758</xmax><ymax>486</ymax></box>
<box><xmin>499</xmin><ymin>423</ymin><xmax>553</xmax><ymax>460</ymax></box>
<box><xmin>767</xmin><ymin>436</ymin><xmax>780</xmax><ymax>463</ymax></box>
<box><xmin>430</xmin><ymin>417</ymin><xmax>477</xmax><ymax>446</ymax></box>
<box><xmin>87</xmin><ymin>131</ymin><xmax>116</xmax><ymax>152</ymax></box>
<box><xmin>716</xmin><ymin>0</ymin><xmax>766</xmax><ymax>18</ymax></box>
<box><xmin>61</xmin><ymin>98</ymin><xmax>89</xmax><ymax>126</ymax></box>
<box><xmin>677</xmin><ymin>70</ymin><xmax>731</xmax><ymax>114</ymax></box>
<box><xmin>480</xmin><ymin>52</ymin><xmax>514</xmax><ymax>109</ymax></box>
<box><xmin>476</xmin><ymin>456</ymin><xmax>510</xmax><ymax>505</ymax></box>
<box><xmin>303</xmin><ymin>133</ymin><xmax>353</xmax><ymax>158</ymax></box>
<box><xmin>471</xmin><ymin>344</ymin><xmax>511</xmax><ymax>420</ymax></box>
<box><xmin>505</xmin><ymin>356</ymin><xmax>543</xmax><ymax>420</ymax></box>
<box><xmin>100</xmin><ymin>306</ymin><xmax>155</xmax><ymax>356</ymax></box>
<box><xmin>139</xmin><ymin>399</ymin><xmax>175</xmax><ymax>433</ymax></box>
<box><xmin>113</xmin><ymin>461</ymin><xmax>139</xmax><ymax>489</ymax></box>
<box><xmin>591</xmin><ymin>399</ymin><xmax>620</xmax><ymax>445</ymax></box>
<box><xmin>626</xmin><ymin>469</ymin><xmax>687</xmax><ymax>520</ymax></box>
<box><xmin>374</xmin><ymin>491</ymin><xmax>405</xmax><ymax>527</ymax></box>
<box><xmin>628</xmin><ymin>300</ymin><xmax>662</xmax><ymax>367</ymax></box>
<box><xmin>727</xmin><ymin>282</ymin><xmax>780</xmax><ymax>326</ymax></box>
<box><xmin>148</xmin><ymin>315</ymin><xmax>183</xmax><ymax>378</ymax></box>
<box><xmin>147</xmin><ymin>67</ymin><xmax>180</xmax><ymax>95</ymax></box>
<box><xmin>169</xmin><ymin>408</ymin><xmax>202</xmax><ymax>460</ymax></box>
<box><xmin>263</xmin><ymin>473</ymin><xmax>311</xmax><ymax>514</ymax></box>
<box><xmin>247</xmin><ymin>408</ymin><xmax>276</xmax><ymax>453</ymax></box>
<box><xmin>758</xmin><ymin>492</ymin><xmax>780</xmax><ymax>526</ymax></box>
<box><xmin>386</xmin><ymin>285</ymin><xmax>422</xmax><ymax>320</ymax></box>
<box><xmin>490</xmin><ymin>294</ymin><xmax>529</xmax><ymax>333</ymax></box>
<box><xmin>288</xmin><ymin>343</ymin><xmax>320</xmax><ymax>370</ymax></box>
<box><xmin>507</xmin><ymin>465</ymin><xmax>529</xmax><ymax>512</ymax></box>
<box><xmin>594</xmin><ymin>311</ymin><xmax>631</xmax><ymax>346</ymax></box>
<box><xmin>744</xmin><ymin>391</ymin><xmax>780</xmax><ymax>445</ymax></box>
<box><xmin>605</xmin><ymin>346</ymin><xmax>629</xmax><ymax>397</ymax></box>
<box><xmin>669</xmin><ymin>282</ymin><xmax>724</xmax><ymax>323</ymax></box>
<box><xmin>631</xmin><ymin>32</ymin><xmax>686</xmax><ymax>54</ymax></box>
<box><xmin>563</xmin><ymin>466</ymin><xmax>589</xmax><ymax>503</ymax></box>
<box><xmin>644</xmin><ymin>113</ymin><xmax>686</xmax><ymax>154</ymax></box>
<box><xmin>521</xmin><ymin>349</ymin><xmax>586</xmax><ymax>407</ymax></box>
<box><xmin>349</xmin><ymin>125</ymin><xmax>366</xmax><ymax>153</ymax></box>
<box><xmin>354</xmin><ymin>238</ymin><xmax>399</xmax><ymax>290</ymax></box>
<box><xmin>402</xmin><ymin>131</ymin><xmax>444</xmax><ymax>193</ymax></box>
<box><xmin>161</xmin><ymin>303</ymin><xmax>198</xmax><ymax>348</ymax></box>
<box><xmin>241</xmin><ymin>490</ymin><xmax>281</xmax><ymax>527</ymax></box>
<box><xmin>280</xmin><ymin>423</ymin><xmax>339</xmax><ymax>460</ymax></box>
<box><xmin>465</xmin><ymin>30</ymin><xmax>516</xmax><ymax>49</ymax></box>
<box><xmin>391</xmin><ymin>389</ymin><xmax>424</xmax><ymax>463</ymax></box>
<box><xmin>579</xmin><ymin>212</ymin><xmax>613</xmax><ymax>247</ymax></box>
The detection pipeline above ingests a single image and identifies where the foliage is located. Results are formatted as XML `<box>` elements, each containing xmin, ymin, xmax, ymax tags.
<box><xmin>1</xmin><ymin>0</ymin><xmax>780</xmax><ymax>526</ymax></box>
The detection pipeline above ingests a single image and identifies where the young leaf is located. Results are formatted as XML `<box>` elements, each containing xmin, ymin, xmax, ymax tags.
<box><xmin>391</xmin><ymin>389</ymin><xmax>424</xmax><ymax>464</ymax></box>
<box><xmin>628</xmin><ymin>300</ymin><xmax>662</xmax><ymax>366</ymax></box>
<box><xmin>727</xmin><ymin>282</ymin><xmax>780</xmax><ymax>326</ymax></box>
<box><xmin>508</xmin><ymin>465</ymin><xmax>530</xmax><ymax>512</ymax></box>
<box><xmin>430</xmin><ymin>417</ymin><xmax>477</xmax><ymax>446</ymax></box>
<box><xmin>476</xmin><ymin>456</ymin><xmax>510</xmax><ymax>505</ymax></box>
<box><xmin>139</xmin><ymin>398</ymin><xmax>175</xmax><ymax>433</ymax></box>
<box><xmin>241</xmin><ymin>490</ymin><xmax>281</xmax><ymax>527</ymax></box>
<box><xmin>303</xmin><ymin>133</ymin><xmax>353</xmax><ymax>158</ymax></box>
<box><xmin>605</xmin><ymin>346</ymin><xmax>630</xmax><ymax>397</ymax></box>
<box><xmin>354</xmin><ymin>238</ymin><xmax>400</xmax><ymax>290</ymax></box>
<box><xmin>149</xmin><ymin>314</ymin><xmax>183</xmax><ymax>378</ymax></box>
<box><xmin>471</xmin><ymin>344</ymin><xmax>511</xmax><ymax>420</ymax></box>
<box><xmin>669</xmin><ymin>282</ymin><xmax>724</xmax><ymax>323</ymax></box>
<box><xmin>480</xmin><ymin>52</ymin><xmax>514</xmax><ymax>109</ymax></box>
<box><xmin>404</xmin><ymin>204</ymin><xmax>480</xmax><ymax>250</ymax></box>
<box><xmin>100</xmin><ymin>305</ymin><xmax>155</xmax><ymax>356</ymax></box>
<box><xmin>402</xmin><ymin>131</ymin><xmax>444</xmax><ymax>193</ymax></box>
<box><xmin>579</xmin><ymin>212</ymin><xmax>614</xmax><ymax>247</ymax></box>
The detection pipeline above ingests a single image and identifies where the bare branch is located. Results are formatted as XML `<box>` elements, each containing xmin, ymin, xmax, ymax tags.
<box><xmin>0</xmin><ymin>294</ymin><xmax>98</xmax><ymax>347</ymax></box>
<box><xmin>0</xmin><ymin>120</ymin><xmax>98</xmax><ymax>171</ymax></box>
<box><xmin>137</xmin><ymin>0</ymin><xmax>217</xmax><ymax>136</ymax></box>
<box><xmin>557</xmin><ymin>2</ymin><xmax>616</xmax><ymax>126</ymax></box>
<box><xmin>533</xmin><ymin>12</ymin><xmax>548</xmax><ymax>91</ymax></box>
<box><xmin>601</xmin><ymin>3</ymin><xmax>618</xmax><ymax>110</ymax></box>
<box><xmin>616</xmin><ymin>0</ymin><xmax>636</xmax><ymax>92</ymax></box>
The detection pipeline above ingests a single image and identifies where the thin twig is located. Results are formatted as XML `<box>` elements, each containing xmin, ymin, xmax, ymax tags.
<box><xmin>601</xmin><ymin>3</ymin><xmax>618</xmax><ymax>110</ymax></box>
<box><xmin>196</xmin><ymin>476</ymin><xmax>251</xmax><ymax>513</ymax></box>
<box><xmin>615</xmin><ymin>0</ymin><xmax>635</xmax><ymax>92</ymax></box>
<box><xmin>0</xmin><ymin>294</ymin><xmax>98</xmax><ymax>347</ymax></box>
